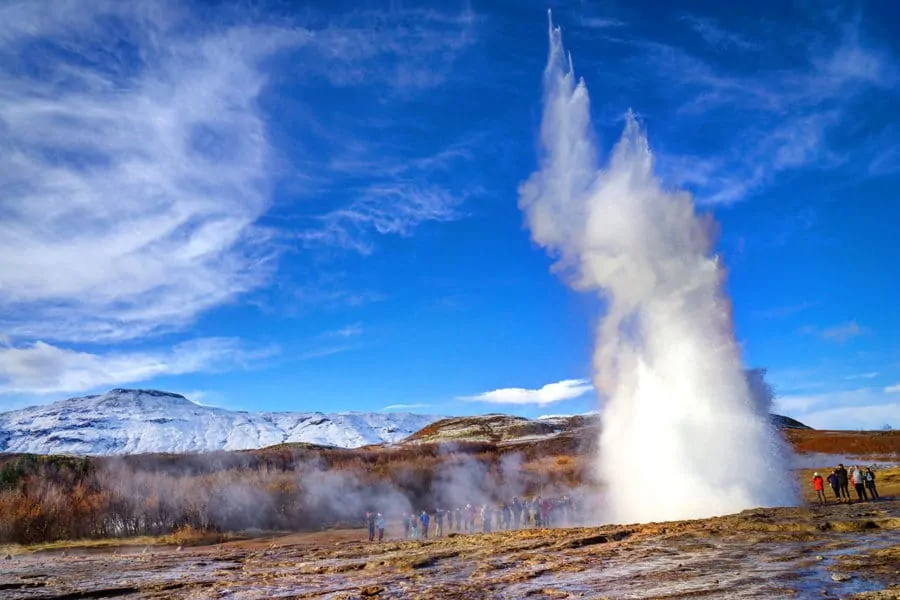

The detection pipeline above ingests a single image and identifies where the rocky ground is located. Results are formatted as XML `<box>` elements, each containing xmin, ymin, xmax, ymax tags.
<box><xmin>1</xmin><ymin>495</ymin><xmax>898</xmax><ymax>600</ymax></box>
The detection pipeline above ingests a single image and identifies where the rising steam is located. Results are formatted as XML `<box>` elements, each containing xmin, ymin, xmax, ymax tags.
<box><xmin>519</xmin><ymin>13</ymin><xmax>797</xmax><ymax>523</ymax></box>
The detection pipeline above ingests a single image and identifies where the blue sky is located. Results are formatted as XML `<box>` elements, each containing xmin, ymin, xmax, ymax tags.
<box><xmin>0</xmin><ymin>0</ymin><xmax>897</xmax><ymax>430</ymax></box>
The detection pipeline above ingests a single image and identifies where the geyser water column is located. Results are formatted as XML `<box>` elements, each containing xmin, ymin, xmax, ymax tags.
<box><xmin>518</xmin><ymin>14</ymin><xmax>797</xmax><ymax>523</ymax></box>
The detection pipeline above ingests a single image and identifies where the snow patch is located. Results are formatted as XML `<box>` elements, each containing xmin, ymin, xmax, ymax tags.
<box><xmin>0</xmin><ymin>389</ymin><xmax>442</xmax><ymax>455</ymax></box>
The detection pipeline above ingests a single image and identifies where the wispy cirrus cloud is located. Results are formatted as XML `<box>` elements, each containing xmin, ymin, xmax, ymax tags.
<box><xmin>297</xmin><ymin>182</ymin><xmax>468</xmax><ymax>254</ymax></box>
<box><xmin>579</xmin><ymin>17</ymin><xmax>625</xmax><ymax>29</ymax></box>
<box><xmin>460</xmin><ymin>379</ymin><xmax>595</xmax><ymax>407</ymax></box>
<box><xmin>0</xmin><ymin>338</ymin><xmax>272</xmax><ymax>397</ymax></box>
<box><xmin>752</xmin><ymin>301</ymin><xmax>817</xmax><ymax>320</ymax></box>
<box><xmin>324</xmin><ymin>323</ymin><xmax>364</xmax><ymax>338</ymax></box>
<box><xmin>0</xmin><ymin>2</ymin><xmax>481</xmax><ymax>395</ymax></box>
<box><xmin>305</xmin><ymin>8</ymin><xmax>477</xmax><ymax>93</ymax></box>
<box><xmin>800</xmin><ymin>321</ymin><xmax>869</xmax><ymax>343</ymax></box>
<box><xmin>0</xmin><ymin>2</ymin><xmax>301</xmax><ymax>345</ymax></box>
<box><xmin>680</xmin><ymin>15</ymin><xmax>758</xmax><ymax>50</ymax></box>
<box><xmin>846</xmin><ymin>372</ymin><xmax>879</xmax><ymax>381</ymax></box>
<box><xmin>296</xmin><ymin>345</ymin><xmax>360</xmax><ymax>361</ymax></box>
<box><xmin>630</xmin><ymin>12</ymin><xmax>899</xmax><ymax>204</ymax></box>
<box><xmin>775</xmin><ymin>386</ymin><xmax>899</xmax><ymax>430</ymax></box>
<box><xmin>381</xmin><ymin>403</ymin><xmax>431</xmax><ymax>411</ymax></box>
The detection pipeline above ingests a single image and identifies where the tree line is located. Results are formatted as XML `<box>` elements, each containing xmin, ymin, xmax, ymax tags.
<box><xmin>0</xmin><ymin>441</ymin><xmax>589</xmax><ymax>545</ymax></box>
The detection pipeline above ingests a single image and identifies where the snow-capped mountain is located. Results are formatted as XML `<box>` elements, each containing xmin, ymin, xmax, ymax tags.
<box><xmin>0</xmin><ymin>389</ymin><xmax>442</xmax><ymax>455</ymax></box>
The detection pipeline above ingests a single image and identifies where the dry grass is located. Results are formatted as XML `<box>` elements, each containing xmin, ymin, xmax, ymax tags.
<box><xmin>164</xmin><ymin>525</ymin><xmax>229</xmax><ymax>547</ymax></box>
<box><xmin>785</xmin><ymin>429</ymin><xmax>900</xmax><ymax>457</ymax></box>
<box><xmin>0</xmin><ymin>528</ymin><xmax>258</xmax><ymax>556</ymax></box>
<box><xmin>0</xmin><ymin>535</ymin><xmax>164</xmax><ymax>556</ymax></box>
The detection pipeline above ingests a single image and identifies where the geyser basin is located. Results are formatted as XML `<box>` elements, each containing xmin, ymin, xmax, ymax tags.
<box><xmin>518</xmin><ymin>12</ymin><xmax>797</xmax><ymax>523</ymax></box>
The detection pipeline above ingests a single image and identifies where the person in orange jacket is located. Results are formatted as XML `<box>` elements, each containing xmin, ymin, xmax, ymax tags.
<box><xmin>812</xmin><ymin>472</ymin><xmax>826</xmax><ymax>505</ymax></box>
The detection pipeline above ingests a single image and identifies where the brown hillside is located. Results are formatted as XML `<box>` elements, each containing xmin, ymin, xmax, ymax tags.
<box><xmin>784</xmin><ymin>429</ymin><xmax>900</xmax><ymax>458</ymax></box>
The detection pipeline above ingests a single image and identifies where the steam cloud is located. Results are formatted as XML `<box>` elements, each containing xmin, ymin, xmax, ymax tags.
<box><xmin>519</xmin><ymin>14</ymin><xmax>797</xmax><ymax>523</ymax></box>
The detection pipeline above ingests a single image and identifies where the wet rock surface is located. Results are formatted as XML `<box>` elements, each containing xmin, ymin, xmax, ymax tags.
<box><xmin>1</xmin><ymin>500</ymin><xmax>898</xmax><ymax>599</ymax></box>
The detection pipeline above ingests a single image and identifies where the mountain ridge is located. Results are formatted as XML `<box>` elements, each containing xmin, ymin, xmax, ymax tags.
<box><xmin>0</xmin><ymin>389</ymin><xmax>442</xmax><ymax>456</ymax></box>
<box><xmin>0</xmin><ymin>388</ymin><xmax>812</xmax><ymax>456</ymax></box>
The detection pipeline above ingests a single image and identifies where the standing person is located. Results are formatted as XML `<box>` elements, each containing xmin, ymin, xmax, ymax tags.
<box><xmin>447</xmin><ymin>507</ymin><xmax>454</xmax><ymax>532</ymax></box>
<box><xmin>865</xmin><ymin>467</ymin><xmax>879</xmax><ymax>500</ymax></box>
<box><xmin>435</xmin><ymin>508</ymin><xmax>444</xmax><ymax>537</ymax></box>
<box><xmin>366</xmin><ymin>511</ymin><xmax>376</xmax><ymax>542</ymax></box>
<box><xmin>812</xmin><ymin>472</ymin><xmax>826</xmax><ymax>505</ymax></box>
<box><xmin>402</xmin><ymin>513</ymin><xmax>410</xmax><ymax>539</ymax></box>
<box><xmin>533</xmin><ymin>497</ymin><xmax>542</xmax><ymax>528</ymax></box>
<box><xmin>827</xmin><ymin>470</ymin><xmax>840</xmax><ymax>501</ymax></box>
<box><xmin>376</xmin><ymin>513</ymin><xmax>386</xmax><ymax>542</ymax></box>
<box><xmin>835</xmin><ymin>464</ymin><xmax>851</xmax><ymax>502</ymax></box>
<box><xmin>851</xmin><ymin>466</ymin><xmax>868</xmax><ymax>502</ymax></box>
<box><xmin>512</xmin><ymin>497</ymin><xmax>522</xmax><ymax>529</ymax></box>
<box><xmin>541</xmin><ymin>498</ymin><xmax>552</xmax><ymax>528</ymax></box>
<box><xmin>419</xmin><ymin>510</ymin><xmax>430</xmax><ymax>539</ymax></box>
<box><xmin>409</xmin><ymin>513</ymin><xmax>419</xmax><ymax>539</ymax></box>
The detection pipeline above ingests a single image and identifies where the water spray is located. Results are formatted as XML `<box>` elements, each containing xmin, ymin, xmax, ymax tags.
<box><xmin>519</xmin><ymin>12</ymin><xmax>797</xmax><ymax>523</ymax></box>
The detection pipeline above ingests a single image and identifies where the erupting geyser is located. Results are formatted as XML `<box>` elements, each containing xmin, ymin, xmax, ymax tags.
<box><xmin>519</xmin><ymin>14</ymin><xmax>797</xmax><ymax>523</ymax></box>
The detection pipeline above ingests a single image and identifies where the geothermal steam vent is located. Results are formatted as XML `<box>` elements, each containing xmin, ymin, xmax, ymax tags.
<box><xmin>518</xmin><ymin>13</ymin><xmax>797</xmax><ymax>524</ymax></box>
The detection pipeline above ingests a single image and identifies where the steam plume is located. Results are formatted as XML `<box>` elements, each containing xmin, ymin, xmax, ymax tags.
<box><xmin>519</xmin><ymin>13</ymin><xmax>797</xmax><ymax>523</ymax></box>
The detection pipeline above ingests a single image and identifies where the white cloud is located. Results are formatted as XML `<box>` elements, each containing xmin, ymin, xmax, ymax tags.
<box><xmin>295</xmin><ymin>345</ymin><xmax>360</xmax><ymax>361</ymax></box>
<box><xmin>681</xmin><ymin>16</ymin><xmax>757</xmax><ymax>50</ymax></box>
<box><xmin>0</xmin><ymin>3</ymin><xmax>480</xmax><ymax>394</ymax></box>
<box><xmin>800</xmin><ymin>321</ymin><xmax>869</xmax><ymax>343</ymax></box>
<box><xmin>381</xmin><ymin>403</ymin><xmax>431</xmax><ymax>411</ymax></box>
<box><xmin>307</xmin><ymin>9</ymin><xmax>476</xmax><ymax>92</ymax></box>
<box><xmin>538</xmin><ymin>410</ymin><xmax>600</xmax><ymax>419</ymax></box>
<box><xmin>0</xmin><ymin>3</ymin><xmax>303</xmax><ymax>344</ymax></box>
<box><xmin>636</xmin><ymin>17</ymin><xmax>898</xmax><ymax>205</ymax></box>
<box><xmin>324</xmin><ymin>323</ymin><xmax>364</xmax><ymax>338</ymax></box>
<box><xmin>0</xmin><ymin>338</ymin><xmax>270</xmax><ymax>396</ymax></box>
<box><xmin>298</xmin><ymin>183</ymin><xmax>467</xmax><ymax>254</ymax></box>
<box><xmin>846</xmin><ymin>372</ymin><xmax>879</xmax><ymax>380</ymax></box>
<box><xmin>0</xmin><ymin>4</ymin><xmax>478</xmax><ymax>340</ymax></box>
<box><xmin>579</xmin><ymin>17</ymin><xmax>625</xmax><ymax>29</ymax></box>
<box><xmin>798</xmin><ymin>403</ymin><xmax>900</xmax><ymax>431</ymax></box>
<box><xmin>461</xmin><ymin>379</ymin><xmax>595</xmax><ymax>406</ymax></box>
<box><xmin>752</xmin><ymin>301</ymin><xmax>817</xmax><ymax>320</ymax></box>
<box><xmin>820</xmin><ymin>321</ymin><xmax>867</xmax><ymax>342</ymax></box>
<box><xmin>885</xmin><ymin>384</ymin><xmax>900</xmax><ymax>394</ymax></box>
<box><xmin>775</xmin><ymin>386</ymin><xmax>900</xmax><ymax>430</ymax></box>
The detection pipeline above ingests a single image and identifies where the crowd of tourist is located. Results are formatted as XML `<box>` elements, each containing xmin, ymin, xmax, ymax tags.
<box><xmin>811</xmin><ymin>463</ymin><xmax>879</xmax><ymax>505</ymax></box>
<box><xmin>363</xmin><ymin>465</ymin><xmax>883</xmax><ymax>542</ymax></box>
<box><xmin>364</xmin><ymin>494</ymin><xmax>587</xmax><ymax>541</ymax></box>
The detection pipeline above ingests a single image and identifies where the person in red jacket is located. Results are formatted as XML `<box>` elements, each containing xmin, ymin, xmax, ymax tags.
<box><xmin>812</xmin><ymin>472</ymin><xmax>826</xmax><ymax>505</ymax></box>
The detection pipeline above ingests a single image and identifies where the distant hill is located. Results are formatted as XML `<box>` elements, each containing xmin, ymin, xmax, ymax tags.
<box><xmin>0</xmin><ymin>388</ymin><xmax>812</xmax><ymax>456</ymax></box>
<box><xmin>401</xmin><ymin>412</ymin><xmax>810</xmax><ymax>446</ymax></box>
<box><xmin>0</xmin><ymin>389</ymin><xmax>440</xmax><ymax>456</ymax></box>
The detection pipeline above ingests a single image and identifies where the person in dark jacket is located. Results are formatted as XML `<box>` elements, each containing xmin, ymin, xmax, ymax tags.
<box><xmin>864</xmin><ymin>467</ymin><xmax>879</xmax><ymax>499</ymax></box>
<box><xmin>835</xmin><ymin>464</ymin><xmax>851</xmax><ymax>502</ymax></box>
<box><xmin>366</xmin><ymin>511</ymin><xmax>376</xmax><ymax>542</ymax></box>
<box><xmin>435</xmin><ymin>508</ymin><xmax>444</xmax><ymax>537</ymax></box>
<box><xmin>375</xmin><ymin>513</ymin><xmax>386</xmax><ymax>542</ymax></box>
<box><xmin>419</xmin><ymin>511</ymin><xmax>430</xmax><ymax>539</ymax></box>
<box><xmin>827</xmin><ymin>470</ymin><xmax>840</xmax><ymax>500</ymax></box>
<box><xmin>850</xmin><ymin>466</ymin><xmax>868</xmax><ymax>502</ymax></box>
